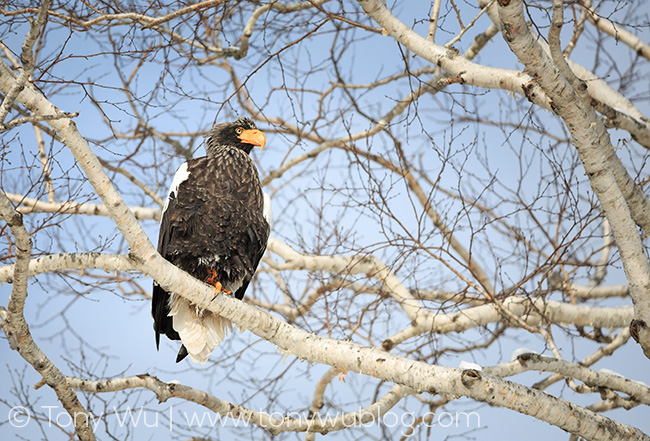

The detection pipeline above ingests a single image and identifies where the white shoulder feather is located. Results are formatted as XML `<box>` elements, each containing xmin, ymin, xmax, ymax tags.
<box><xmin>162</xmin><ymin>162</ymin><xmax>190</xmax><ymax>214</ymax></box>
<box><xmin>263</xmin><ymin>192</ymin><xmax>272</xmax><ymax>225</ymax></box>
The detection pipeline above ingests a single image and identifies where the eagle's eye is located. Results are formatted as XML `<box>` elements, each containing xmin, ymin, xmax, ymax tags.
<box><xmin>235</xmin><ymin>127</ymin><xmax>244</xmax><ymax>135</ymax></box>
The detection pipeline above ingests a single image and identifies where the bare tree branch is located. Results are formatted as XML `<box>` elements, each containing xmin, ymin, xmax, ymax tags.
<box><xmin>0</xmin><ymin>189</ymin><xmax>96</xmax><ymax>441</ymax></box>
<box><xmin>0</xmin><ymin>0</ymin><xmax>50</xmax><ymax>126</ymax></box>
<box><xmin>496</xmin><ymin>0</ymin><xmax>650</xmax><ymax>359</ymax></box>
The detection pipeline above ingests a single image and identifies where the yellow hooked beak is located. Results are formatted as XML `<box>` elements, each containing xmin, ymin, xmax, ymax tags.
<box><xmin>238</xmin><ymin>129</ymin><xmax>266</xmax><ymax>150</ymax></box>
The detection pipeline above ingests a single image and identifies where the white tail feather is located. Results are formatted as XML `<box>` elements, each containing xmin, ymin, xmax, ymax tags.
<box><xmin>168</xmin><ymin>295</ymin><xmax>232</xmax><ymax>365</ymax></box>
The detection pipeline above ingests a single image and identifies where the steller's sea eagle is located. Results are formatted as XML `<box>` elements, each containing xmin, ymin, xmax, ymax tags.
<box><xmin>152</xmin><ymin>117</ymin><xmax>270</xmax><ymax>364</ymax></box>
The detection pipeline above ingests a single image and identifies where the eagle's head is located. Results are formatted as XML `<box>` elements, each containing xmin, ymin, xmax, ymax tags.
<box><xmin>206</xmin><ymin>117</ymin><xmax>266</xmax><ymax>156</ymax></box>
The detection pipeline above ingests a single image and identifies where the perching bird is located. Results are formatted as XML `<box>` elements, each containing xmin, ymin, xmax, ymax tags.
<box><xmin>152</xmin><ymin>117</ymin><xmax>270</xmax><ymax>364</ymax></box>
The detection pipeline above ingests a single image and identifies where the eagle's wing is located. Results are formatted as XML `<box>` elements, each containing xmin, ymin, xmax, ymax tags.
<box><xmin>233</xmin><ymin>193</ymin><xmax>271</xmax><ymax>300</ymax></box>
<box><xmin>152</xmin><ymin>162</ymin><xmax>190</xmax><ymax>348</ymax></box>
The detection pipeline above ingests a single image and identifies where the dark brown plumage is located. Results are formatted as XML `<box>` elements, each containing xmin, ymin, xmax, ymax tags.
<box><xmin>152</xmin><ymin>117</ymin><xmax>270</xmax><ymax>364</ymax></box>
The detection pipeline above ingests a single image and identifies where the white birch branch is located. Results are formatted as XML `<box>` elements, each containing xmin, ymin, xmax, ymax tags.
<box><xmin>383</xmin><ymin>294</ymin><xmax>633</xmax><ymax>348</ymax></box>
<box><xmin>6</xmin><ymin>193</ymin><xmax>161</xmax><ymax>221</ymax></box>
<box><xmin>427</xmin><ymin>0</ymin><xmax>442</xmax><ymax>42</ymax></box>
<box><xmin>0</xmin><ymin>253</ymin><xmax>138</xmax><ymax>283</ymax></box>
<box><xmin>494</xmin><ymin>0</ymin><xmax>650</xmax><ymax>359</ymax></box>
<box><xmin>67</xmin><ymin>373</ymin><xmax>405</xmax><ymax>435</ymax></box>
<box><xmin>583</xmin><ymin>0</ymin><xmax>650</xmax><ymax>62</ymax></box>
<box><xmin>477</xmin><ymin>0</ymin><xmax>650</xmax><ymax>130</ymax></box>
<box><xmin>267</xmin><ymin>238</ymin><xmax>429</xmax><ymax>324</ymax></box>
<box><xmin>533</xmin><ymin>327</ymin><xmax>631</xmax><ymax>391</ymax></box>
<box><xmin>484</xmin><ymin>353</ymin><xmax>650</xmax><ymax>405</ymax></box>
<box><xmin>1</xmin><ymin>111</ymin><xmax>78</xmax><ymax>131</ymax></box>
<box><xmin>566</xmin><ymin>284</ymin><xmax>629</xmax><ymax>299</ymax></box>
<box><xmin>0</xmin><ymin>0</ymin><xmax>50</xmax><ymax>126</ymax></box>
<box><xmin>0</xmin><ymin>190</ymin><xmax>96</xmax><ymax>441</ymax></box>
<box><xmin>355</xmin><ymin>0</ymin><xmax>553</xmax><ymax>111</ymax></box>
<box><xmin>478</xmin><ymin>0</ymin><xmax>650</xmax><ymax>244</ymax></box>
<box><xmin>359</xmin><ymin>0</ymin><xmax>650</xmax><ymax>153</ymax></box>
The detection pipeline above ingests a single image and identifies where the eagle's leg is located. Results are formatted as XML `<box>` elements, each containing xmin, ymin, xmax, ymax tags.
<box><xmin>206</xmin><ymin>268</ymin><xmax>232</xmax><ymax>299</ymax></box>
